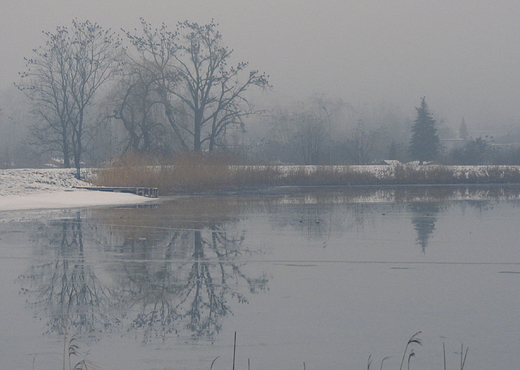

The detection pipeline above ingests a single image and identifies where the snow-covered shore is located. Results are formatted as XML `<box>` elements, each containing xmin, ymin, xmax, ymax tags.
<box><xmin>0</xmin><ymin>168</ymin><xmax>156</xmax><ymax>212</ymax></box>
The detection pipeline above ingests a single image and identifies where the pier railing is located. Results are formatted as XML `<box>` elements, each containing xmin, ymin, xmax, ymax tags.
<box><xmin>75</xmin><ymin>186</ymin><xmax>158</xmax><ymax>198</ymax></box>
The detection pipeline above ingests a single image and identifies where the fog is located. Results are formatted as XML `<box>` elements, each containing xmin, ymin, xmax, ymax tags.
<box><xmin>2</xmin><ymin>0</ymin><xmax>520</xmax><ymax>130</ymax></box>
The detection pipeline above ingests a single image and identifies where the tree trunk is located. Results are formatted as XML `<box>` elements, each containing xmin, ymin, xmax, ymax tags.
<box><xmin>194</xmin><ymin>113</ymin><xmax>202</xmax><ymax>151</ymax></box>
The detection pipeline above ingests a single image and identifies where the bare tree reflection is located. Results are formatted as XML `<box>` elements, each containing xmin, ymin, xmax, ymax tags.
<box><xmin>112</xmin><ymin>226</ymin><xmax>267</xmax><ymax>342</ymax></box>
<box><xmin>19</xmin><ymin>198</ymin><xmax>268</xmax><ymax>343</ymax></box>
<box><xmin>21</xmin><ymin>186</ymin><xmax>515</xmax><ymax>342</ymax></box>
<box><xmin>19</xmin><ymin>213</ymin><xmax>121</xmax><ymax>336</ymax></box>
<box><xmin>93</xmin><ymin>199</ymin><xmax>268</xmax><ymax>342</ymax></box>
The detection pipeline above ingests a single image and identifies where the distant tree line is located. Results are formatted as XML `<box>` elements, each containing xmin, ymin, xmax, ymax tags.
<box><xmin>406</xmin><ymin>98</ymin><xmax>520</xmax><ymax>166</ymax></box>
<box><xmin>244</xmin><ymin>95</ymin><xmax>411</xmax><ymax>165</ymax></box>
<box><xmin>1</xmin><ymin>19</ymin><xmax>520</xmax><ymax>171</ymax></box>
<box><xmin>247</xmin><ymin>96</ymin><xmax>520</xmax><ymax>166</ymax></box>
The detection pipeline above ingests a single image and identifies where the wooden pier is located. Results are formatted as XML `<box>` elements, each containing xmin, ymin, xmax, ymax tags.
<box><xmin>75</xmin><ymin>186</ymin><xmax>158</xmax><ymax>198</ymax></box>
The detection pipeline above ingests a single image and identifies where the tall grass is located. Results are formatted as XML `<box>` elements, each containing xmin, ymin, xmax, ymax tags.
<box><xmin>276</xmin><ymin>165</ymin><xmax>377</xmax><ymax>186</ymax></box>
<box><xmin>93</xmin><ymin>153</ymin><xmax>520</xmax><ymax>195</ymax></box>
<box><xmin>367</xmin><ymin>332</ymin><xmax>469</xmax><ymax>370</ymax></box>
<box><xmin>93</xmin><ymin>152</ymin><xmax>281</xmax><ymax>194</ymax></box>
<box><xmin>93</xmin><ymin>152</ymin><xmax>165</xmax><ymax>188</ymax></box>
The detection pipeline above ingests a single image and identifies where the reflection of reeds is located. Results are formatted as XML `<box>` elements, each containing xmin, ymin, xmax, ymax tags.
<box><xmin>94</xmin><ymin>153</ymin><xmax>520</xmax><ymax>194</ymax></box>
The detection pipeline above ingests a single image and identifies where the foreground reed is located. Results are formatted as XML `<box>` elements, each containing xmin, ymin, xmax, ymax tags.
<box><xmin>46</xmin><ymin>331</ymin><xmax>466</xmax><ymax>369</ymax></box>
<box><xmin>367</xmin><ymin>332</ymin><xmax>468</xmax><ymax>370</ymax></box>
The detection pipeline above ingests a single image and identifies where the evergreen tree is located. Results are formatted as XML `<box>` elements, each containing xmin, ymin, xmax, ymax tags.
<box><xmin>408</xmin><ymin>97</ymin><xmax>440</xmax><ymax>164</ymax></box>
<box><xmin>459</xmin><ymin>117</ymin><xmax>469</xmax><ymax>141</ymax></box>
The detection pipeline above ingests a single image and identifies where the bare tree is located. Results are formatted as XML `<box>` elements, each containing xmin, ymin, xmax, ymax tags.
<box><xmin>294</xmin><ymin>111</ymin><xmax>327</xmax><ymax>164</ymax></box>
<box><xmin>345</xmin><ymin>119</ymin><xmax>376</xmax><ymax>164</ymax></box>
<box><xmin>263</xmin><ymin>97</ymin><xmax>339</xmax><ymax>164</ymax></box>
<box><xmin>0</xmin><ymin>87</ymin><xmax>37</xmax><ymax>167</ymax></box>
<box><xmin>124</xmin><ymin>20</ymin><xmax>190</xmax><ymax>151</ymax></box>
<box><xmin>18</xmin><ymin>19</ymin><xmax>123</xmax><ymax>177</ymax></box>
<box><xmin>126</xmin><ymin>19</ymin><xmax>270</xmax><ymax>152</ymax></box>
<box><xmin>108</xmin><ymin>64</ymin><xmax>174</xmax><ymax>154</ymax></box>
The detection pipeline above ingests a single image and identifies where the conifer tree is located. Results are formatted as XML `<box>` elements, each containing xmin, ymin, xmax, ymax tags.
<box><xmin>408</xmin><ymin>97</ymin><xmax>440</xmax><ymax>164</ymax></box>
<box><xmin>459</xmin><ymin>117</ymin><xmax>469</xmax><ymax>141</ymax></box>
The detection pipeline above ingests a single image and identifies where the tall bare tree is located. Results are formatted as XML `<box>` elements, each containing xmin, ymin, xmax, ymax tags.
<box><xmin>18</xmin><ymin>19</ymin><xmax>123</xmax><ymax>178</ymax></box>
<box><xmin>294</xmin><ymin>111</ymin><xmax>327</xmax><ymax>164</ymax></box>
<box><xmin>125</xmin><ymin>19</ymin><xmax>270</xmax><ymax>152</ymax></box>
<box><xmin>124</xmin><ymin>20</ymin><xmax>190</xmax><ymax>151</ymax></box>
<box><xmin>345</xmin><ymin>119</ymin><xmax>376</xmax><ymax>164</ymax></box>
<box><xmin>265</xmin><ymin>96</ymin><xmax>340</xmax><ymax>165</ymax></box>
<box><xmin>109</xmin><ymin>64</ymin><xmax>173</xmax><ymax>153</ymax></box>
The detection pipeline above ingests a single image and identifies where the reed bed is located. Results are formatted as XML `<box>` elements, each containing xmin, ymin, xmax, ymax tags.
<box><xmin>48</xmin><ymin>330</ymin><xmax>468</xmax><ymax>370</ymax></box>
<box><xmin>93</xmin><ymin>153</ymin><xmax>520</xmax><ymax>195</ymax></box>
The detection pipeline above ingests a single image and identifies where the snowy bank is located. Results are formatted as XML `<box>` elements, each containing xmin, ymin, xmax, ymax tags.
<box><xmin>0</xmin><ymin>168</ymin><xmax>156</xmax><ymax>212</ymax></box>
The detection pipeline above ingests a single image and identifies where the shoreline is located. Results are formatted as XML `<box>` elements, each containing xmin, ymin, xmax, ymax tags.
<box><xmin>0</xmin><ymin>189</ymin><xmax>157</xmax><ymax>212</ymax></box>
<box><xmin>2</xmin><ymin>166</ymin><xmax>520</xmax><ymax>213</ymax></box>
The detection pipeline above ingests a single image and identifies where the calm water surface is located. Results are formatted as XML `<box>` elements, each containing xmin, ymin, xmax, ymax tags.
<box><xmin>1</xmin><ymin>186</ymin><xmax>520</xmax><ymax>370</ymax></box>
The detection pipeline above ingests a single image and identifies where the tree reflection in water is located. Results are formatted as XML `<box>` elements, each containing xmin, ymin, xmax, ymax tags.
<box><xmin>19</xmin><ymin>187</ymin><xmax>517</xmax><ymax>343</ymax></box>
<box><xmin>19</xmin><ymin>213</ymin><xmax>121</xmax><ymax>336</ymax></box>
<box><xmin>19</xmin><ymin>198</ymin><xmax>269</xmax><ymax>343</ymax></box>
<box><xmin>410</xmin><ymin>203</ymin><xmax>440</xmax><ymax>253</ymax></box>
<box><xmin>116</xmin><ymin>226</ymin><xmax>268</xmax><ymax>342</ymax></box>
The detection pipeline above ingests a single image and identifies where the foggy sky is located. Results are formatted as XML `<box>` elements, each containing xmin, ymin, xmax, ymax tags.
<box><xmin>2</xmin><ymin>0</ymin><xmax>520</xmax><ymax>130</ymax></box>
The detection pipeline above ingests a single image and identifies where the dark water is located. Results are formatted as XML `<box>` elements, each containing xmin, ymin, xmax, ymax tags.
<box><xmin>1</xmin><ymin>186</ymin><xmax>520</xmax><ymax>370</ymax></box>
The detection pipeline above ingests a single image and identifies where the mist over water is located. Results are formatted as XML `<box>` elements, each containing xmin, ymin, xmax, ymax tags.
<box><xmin>2</xmin><ymin>186</ymin><xmax>520</xmax><ymax>369</ymax></box>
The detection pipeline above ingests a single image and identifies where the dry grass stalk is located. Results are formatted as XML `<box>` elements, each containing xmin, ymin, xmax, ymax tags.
<box><xmin>94</xmin><ymin>153</ymin><xmax>520</xmax><ymax>194</ymax></box>
<box><xmin>399</xmin><ymin>331</ymin><xmax>422</xmax><ymax>370</ymax></box>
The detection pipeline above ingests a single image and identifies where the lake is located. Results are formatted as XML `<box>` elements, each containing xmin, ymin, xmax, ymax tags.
<box><xmin>1</xmin><ymin>185</ymin><xmax>520</xmax><ymax>370</ymax></box>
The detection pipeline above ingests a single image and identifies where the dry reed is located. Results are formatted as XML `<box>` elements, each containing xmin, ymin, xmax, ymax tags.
<box><xmin>93</xmin><ymin>153</ymin><xmax>520</xmax><ymax>194</ymax></box>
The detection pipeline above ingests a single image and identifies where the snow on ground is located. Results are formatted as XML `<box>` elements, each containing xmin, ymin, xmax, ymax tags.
<box><xmin>0</xmin><ymin>168</ymin><xmax>156</xmax><ymax>212</ymax></box>
<box><xmin>2</xmin><ymin>165</ymin><xmax>520</xmax><ymax>213</ymax></box>
<box><xmin>273</xmin><ymin>164</ymin><xmax>520</xmax><ymax>179</ymax></box>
